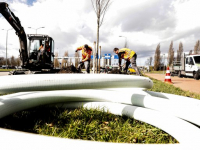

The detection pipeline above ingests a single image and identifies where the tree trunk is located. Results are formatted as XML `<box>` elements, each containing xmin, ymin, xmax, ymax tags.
<box><xmin>96</xmin><ymin>18</ymin><xmax>100</xmax><ymax>73</ymax></box>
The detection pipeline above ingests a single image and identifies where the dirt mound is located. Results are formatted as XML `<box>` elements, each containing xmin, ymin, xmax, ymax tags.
<box><xmin>108</xmin><ymin>69</ymin><xmax>127</xmax><ymax>74</ymax></box>
<box><xmin>58</xmin><ymin>65</ymin><xmax>82</xmax><ymax>73</ymax></box>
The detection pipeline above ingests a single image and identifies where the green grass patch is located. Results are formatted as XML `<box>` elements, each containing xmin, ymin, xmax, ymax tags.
<box><xmin>0</xmin><ymin>69</ymin><xmax>13</xmax><ymax>71</ymax></box>
<box><xmin>0</xmin><ymin>107</ymin><xmax>177</xmax><ymax>144</ymax></box>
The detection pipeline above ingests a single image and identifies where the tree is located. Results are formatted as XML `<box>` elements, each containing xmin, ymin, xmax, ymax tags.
<box><xmin>91</xmin><ymin>0</ymin><xmax>111</xmax><ymax>73</ymax></box>
<box><xmin>149</xmin><ymin>56</ymin><xmax>153</xmax><ymax>66</ymax></box>
<box><xmin>11</xmin><ymin>56</ymin><xmax>17</xmax><ymax>66</ymax></box>
<box><xmin>61</xmin><ymin>51</ymin><xmax>69</xmax><ymax>68</ymax></box>
<box><xmin>0</xmin><ymin>57</ymin><xmax>4</xmax><ymax>66</ymax></box>
<box><xmin>16</xmin><ymin>57</ymin><xmax>21</xmax><ymax>66</ymax></box>
<box><xmin>154</xmin><ymin>43</ymin><xmax>161</xmax><ymax>71</ymax></box>
<box><xmin>145</xmin><ymin>56</ymin><xmax>153</xmax><ymax>66</ymax></box>
<box><xmin>194</xmin><ymin>40</ymin><xmax>200</xmax><ymax>54</ymax></box>
<box><xmin>177</xmin><ymin>42</ymin><xmax>183</xmax><ymax>62</ymax></box>
<box><xmin>54</xmin><ymin>52</ymin><xmax>60</xmax><ymax>68</ymax></box>
<box><xmin>168</xmin><ymin>41</ymin><xmax>174</xmax><ymax>66</ymax></box>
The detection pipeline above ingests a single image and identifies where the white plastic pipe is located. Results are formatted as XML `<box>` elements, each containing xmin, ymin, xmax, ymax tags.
<box><xmin>0</xmin><ymin>73</ymin><xmax>200</xmax><ymax>149</ymax></box>
<box><xmin>0</xmin><ymin>74</ymin><xmax>153</xmax><ymax>94</ymax></box>
<box><xmin>146</xmin><ymin>91</ymin><xmax>200</xmax><ymax>107</ymax></box>
<box><xmin>0</xmin><ymin>128</ymin><xmax>185</xmax><ymax>150</ymax></box>
<box><xmin>1</xmin><ymin>89</ymin><xmax>200</xmax><ymax>126</ymax></box>
<box><xmin>1</xmin><ymin>89</ymin><xmax>200</xmax><ymax>143</ymax></box>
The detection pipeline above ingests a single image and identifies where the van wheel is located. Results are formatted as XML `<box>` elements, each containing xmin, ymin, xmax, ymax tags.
<box><xmin>178</xmin><ymin>71</ymin><xmax>182</xmax><ymax>78</ymax></box>
<box><xmin>194</xmin><ymin>72</ymin><xmax>199</xmax><ymax>80</ymax></box>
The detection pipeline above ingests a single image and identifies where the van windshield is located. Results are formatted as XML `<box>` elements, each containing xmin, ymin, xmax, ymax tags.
<box><xmin>193</xmin><ymin>56</ymin><xmax>200</xmax><ymax>64</ymax></box>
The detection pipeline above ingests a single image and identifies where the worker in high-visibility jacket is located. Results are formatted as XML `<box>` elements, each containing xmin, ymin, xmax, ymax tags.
<box><xmin>75</xmin><ymin>44</ymin><xmax>92</xmax><ymax>73</ymax></box>
<box><xmin>113</xmin><ymin>48</ymin><xmax>141</xmax><ymax>76</ymax></box>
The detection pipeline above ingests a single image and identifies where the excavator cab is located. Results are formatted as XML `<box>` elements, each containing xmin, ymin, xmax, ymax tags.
<box><xmin>27</xmin><ymin>34</ymin><xmax>54</xmax><ymax>70</ymax></box>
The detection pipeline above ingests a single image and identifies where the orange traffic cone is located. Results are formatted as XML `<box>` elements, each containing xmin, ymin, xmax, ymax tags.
<box><xmin>164</xmin><ymin>66</ymin><xmax>173</xmax><ymax>84</ymax></box>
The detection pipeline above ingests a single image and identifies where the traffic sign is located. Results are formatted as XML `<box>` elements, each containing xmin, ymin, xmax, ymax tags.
<box><xmin>105</xmin><ymin>54</ymin><xmax>111</xmax><ymax>59</ymax></box>
<box><xmin>114</xmin><ymin>55</ymin><xmax>119</xmax><ymax>59</ymax></box>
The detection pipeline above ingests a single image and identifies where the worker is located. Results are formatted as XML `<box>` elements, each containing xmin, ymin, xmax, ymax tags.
<box><xmin>113</xmin><ymin>47</ymin><xmax>141</xmax><ymax>76</ymax></box>
<box><xmin>38</xmin><ymin>41</ymin><xmax>51</xmax><ymax>63</ymax></box>
<box><xmin>75</xmin><ymin>44</ymin><xmax>92</xmax><ymax>73</ymax></box>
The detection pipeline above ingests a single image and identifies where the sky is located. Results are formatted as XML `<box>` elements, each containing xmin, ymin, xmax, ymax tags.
<box><xmin>0</xmin><ymin>0</ymin><xmax>200</xmax><ymax>66</ymax></box>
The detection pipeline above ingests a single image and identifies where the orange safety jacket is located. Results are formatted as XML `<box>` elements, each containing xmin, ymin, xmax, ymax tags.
<box><xmin>76</xmin><ymin>45</ymin><xmax>92</xmax><ymax>62</ymax></box>
<box><xmin>39</xmin><ymin>45</ymin><xmax>50</xmax><ymax>52</ymax></box>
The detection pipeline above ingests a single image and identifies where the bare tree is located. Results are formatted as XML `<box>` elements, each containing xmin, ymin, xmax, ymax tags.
<box><xmin>61</xmin><ymin>51</ymin><xmax>69</xmax><ymax>68</ymax></box>
<box><xmin>54</xmin><ymin>52</ymin><xmax>60</xmax><ymax>68</ymax></box>
<box><xmin>145</xmin><ymin>56</ymin><xmax>153</xmax><ymax>66</ymax></box>
<box><xmin>7</xmin><ymin>58</ymin><xmax>11</xmax><ymax>66</ymax></box>
<box><xmin>11</xmin><ymin>56</ymin><xmax>17</xmax><ymax>66</ymax></box>
<box><xmin>0</xmin><ymin>57</ymin><xmax>4</xmax><ymax>66</ymax></box>
<box><xmin>91</xmin><ymin>0</ymin><xmax>111</xmax><ymax>73</ymax></box>
<box><xmin>168</xmin><ymin>41</ymin><xmax>174</xmax><ymax>66</ymax></box>
<box><xmin>154</xmin><ymin>43</ymin><xmax>161</xmax><ymax>71</ymax></box>
<box><xmin>189</xmin><ymin>50</ymin><xmax>193</xmax><ymax>55</ymax></box>
<box><xmin>194</xmin><ymin>40</ymin><xmax>200</xmax><ymax>54</ymax></box>
<box><xmin>149</xmin><ymin>56</ymin><xmax>153</xmax><ymax>66</ymax></box>
<box><xmin>16</xmin><ymin>57</ymin><xmax>21</xmax><ymax>66</ymax></box>
<box><xmin>177</xmin><ymin>42</ymin><xmax>183</xmax><ymax>61</ymax></box>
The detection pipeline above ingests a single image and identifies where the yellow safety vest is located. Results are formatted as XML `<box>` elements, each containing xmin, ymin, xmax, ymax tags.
<box><xmin>119</xmin><ymin>48</ymin><xmax>135</xmax><ymax>60</ymax></box>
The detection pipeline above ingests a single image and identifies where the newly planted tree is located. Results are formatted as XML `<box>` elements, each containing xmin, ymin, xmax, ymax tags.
<box><xmin>91</xmin><ymin>0</ymin><xmax>111</xmax><ymax>73</ymax></box>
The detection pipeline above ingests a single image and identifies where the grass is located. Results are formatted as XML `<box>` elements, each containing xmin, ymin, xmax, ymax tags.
<box><xmin>0</xmin><ymin>69</ymin><xmax>13</xmax><ymax>71</ymax></box>
<box><xmin>1</xmin><ymin>75</ymin><xmax>200</xmax><ymax>144</ymax></box>
<box><xmin>0</xmin><ymin>107</ymin><xmax>177</xmax><ymax>144</ymax></box>
<box><xmin>146</xmin><ymin>75</ymin><xmax>200</xmax><ymax>100</ymax></box>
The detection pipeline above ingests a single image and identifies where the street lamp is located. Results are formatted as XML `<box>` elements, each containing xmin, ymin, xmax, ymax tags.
<box><xmin>119</xmin><ymin>36</ymin><xmax>128</xmax><ymax>48</ymax></box>
<box><xmin>28</xmin><ymin>27</ymin><xmax>45</xmax><ymax>34</ymax></box>
<box><xmin>2</xmin><ymin>28</ymin><xmax>13</xmax><ymax>69</ymax></box>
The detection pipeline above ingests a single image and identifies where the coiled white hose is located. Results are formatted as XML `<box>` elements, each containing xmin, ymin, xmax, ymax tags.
<box><xmin>0</xmin><ymin>74</ymin><xmax>199</xmax><ymax>149</ymax></box>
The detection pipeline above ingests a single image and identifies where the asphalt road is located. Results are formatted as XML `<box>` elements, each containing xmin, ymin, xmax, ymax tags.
<box><xmin>0</xmin><ymin>72</ymin><xmax>9</xmax><ymax>76</ymax></box>
<box><xmin>145</xmin><ymin>73</ymin><xmax>200</xmax><ymax>95</ymax></box>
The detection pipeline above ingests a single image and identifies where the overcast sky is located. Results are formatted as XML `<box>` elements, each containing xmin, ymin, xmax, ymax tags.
<box><xmin>0</xmin><ymin>0</ymin><xmax>200</xmax><ymax>65</ymax></box>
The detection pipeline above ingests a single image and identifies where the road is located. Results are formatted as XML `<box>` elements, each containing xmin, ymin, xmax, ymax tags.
<box><xmin>145</xmin><ymin>73</ymin><xmax>200</xmax><ymax>94</ymax></box>
<box><xmin>0</xmin><ymin>72</ymin><xmax>9</xmax><ymax>76</ymax></box>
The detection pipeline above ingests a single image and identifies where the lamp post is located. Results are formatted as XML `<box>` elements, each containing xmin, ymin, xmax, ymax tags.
<box><xmin>2</xmin><ymin>28</ymin><xmax>13</xmax><ymax>69</ymax></box>
<box><xmin>28</xmin><ymin>27</ymin><xmax>45</xmax><ymax>34</ymax></box>
<box><xmin>119</xmin><ymin>36</ymin><xmax>128</xmax><ymax>48</ymax></box>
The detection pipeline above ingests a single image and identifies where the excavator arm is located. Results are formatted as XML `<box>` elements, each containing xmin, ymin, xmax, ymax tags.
<box><xmin>0</xmin><ymin>2</ymin><xmax>28</xmax><ymax>67</ymax></box>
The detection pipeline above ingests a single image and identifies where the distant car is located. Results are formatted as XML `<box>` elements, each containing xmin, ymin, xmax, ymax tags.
<box><xmin>15</xmin><ymin>66</ymin><xmax>22</xmax><ymax>69</ymax></box>
<box><xmin>1</xmin><ymin>65</ymin><xmax>6</xmax><ymax>69</ymax></box>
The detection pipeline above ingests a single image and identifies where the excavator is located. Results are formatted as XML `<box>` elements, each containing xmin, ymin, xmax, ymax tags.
<box><xmin>0</xmin><ymin>2</ymin><xmax>60</xmax><ymax>74</ymax></box>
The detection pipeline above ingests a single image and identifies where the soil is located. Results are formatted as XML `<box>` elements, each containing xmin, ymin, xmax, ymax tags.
<box><xmin>58</xmin><ymin>65</ymin><xmax>82</xmax><ymax>73</ymax></box>
<box><xmin>108</xmin><ymin>69</ymin><xmax>128</xmax><ymax>74</ymax></box>
<box><xmin>145</xmin><ymin>73</ymin><xmax>200</xmax><ymax>94</ymax></box>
